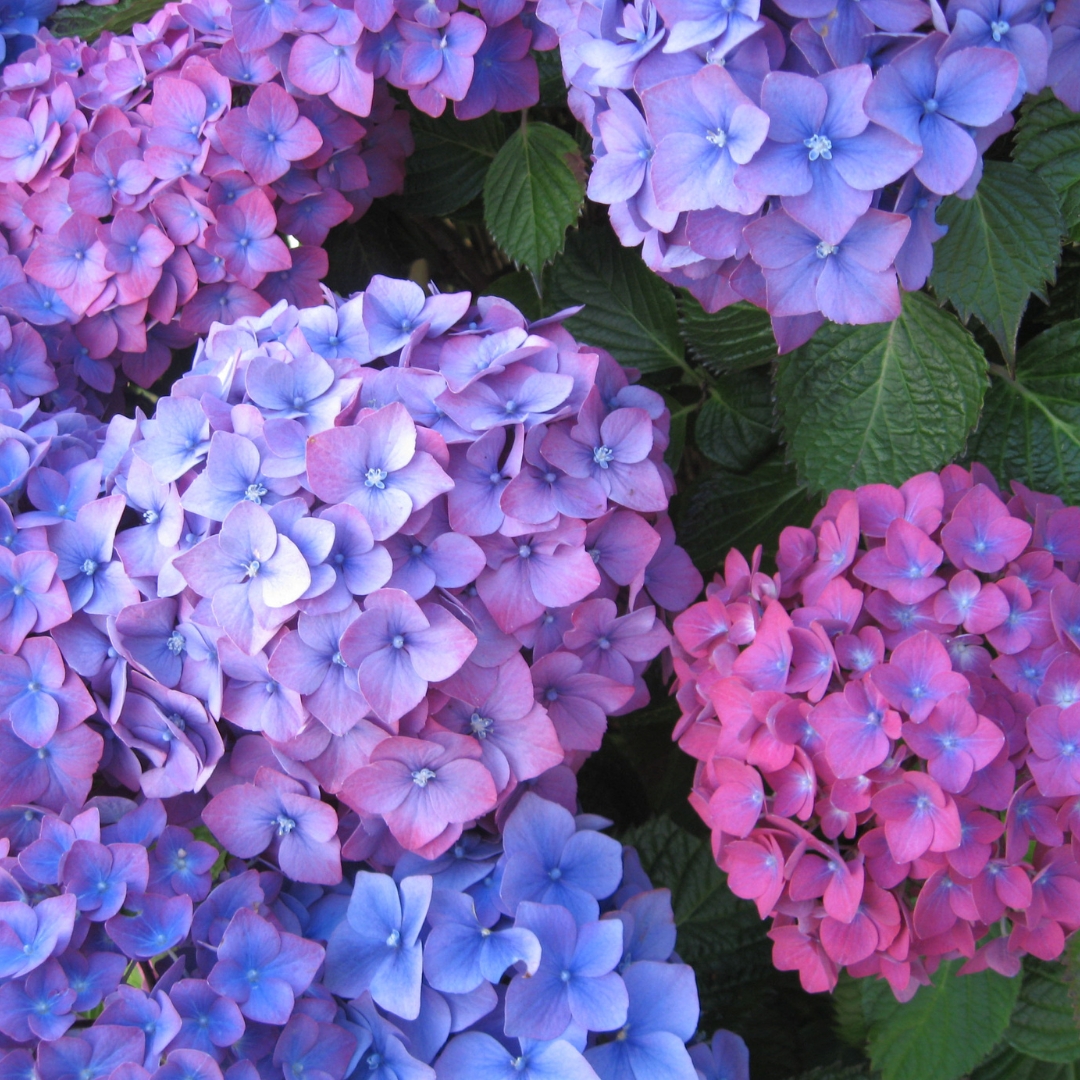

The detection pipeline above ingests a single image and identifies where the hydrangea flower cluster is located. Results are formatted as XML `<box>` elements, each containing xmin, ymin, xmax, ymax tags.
<box><xmin>0</xmin><ymin>278</ymin><xmax>700</xmax><ymax>885</ymax></box>
<box><xmin>0</xmin><ymin>0</ymin><xmax>555</xmax><ymax>414</ymax></box>
<box><xmin>0</xmin><ymin>786</ymin><xmax>747</xmax><ymax>1080</ymax></box>
<box><xmin>670</xmin><ymin>464</ymin><xmax>1080</xmax><ymax>998</ymax></box>
<box><xmin>541</xmin><ymin>0</ymin><xmax>1080</xmax><ymax>348</ymax></box>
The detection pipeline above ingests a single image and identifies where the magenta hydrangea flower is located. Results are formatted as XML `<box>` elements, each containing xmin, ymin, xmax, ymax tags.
<box><xmin>671</xmin><ymin>465</ymin><xmax>1080</xmax><ymax>998</ymax></box>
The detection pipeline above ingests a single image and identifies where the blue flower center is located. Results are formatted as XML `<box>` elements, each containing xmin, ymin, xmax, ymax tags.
<box><xmin>816</xmin><ymin>241</ymin><xmax>838</xmax><ymax>259</ymax></box>
<box><xmin>705</xmin><ymin>128</ymin><xmax>728</xmax><ymax>148</ymax></box>
<box><xmin>364</xmin><ymin>467</ymin><xmax>388</xmax><ymax>489</ymax></box>
<box><xmin>275</xmin><ymin>815</ymin><xmax>296</xmax><ymax>835</ymax></box>
<box><xmin>412</xmin><ymin>768</ymin><xmax>437</xmax><ymax>787</ymax></box>
<box><xmin>990</xmin><ymin>18</ymin><xmax>1009</xmax><ymax>38</ymax></box>
<box><xmin>593</xmin><ymin>445</ymin><xmax>615</xmax><ymax>468</ymax></box>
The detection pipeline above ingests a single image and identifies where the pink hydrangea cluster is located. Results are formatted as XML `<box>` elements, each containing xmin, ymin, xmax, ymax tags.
<box><xmin>0</xmin><ymin>276</ymin><xmax>700</xmax><ymax>885</ymax></box>
<box><xmin>670</xmin><ymin>464</ymin><xmax>1080</xmax><ymax>999</ymax></box>
<box><xmin>0</xmin><ymin>0</ymin><xmax>555</xmax><ymax>414</ymax></box>
<box><xmin>539</xmin><ymin>0</ymin><xmax>1080</xmax><ymax>348</ymax></box>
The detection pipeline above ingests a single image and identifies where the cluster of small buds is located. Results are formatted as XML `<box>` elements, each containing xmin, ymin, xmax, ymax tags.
<box><xmin>0</xmin><ymin>279</ymin><xmax>700</xmax><ymax>888</ymax></box>
<box><xmin>0</xmin><ymin>787</ymin><xmax>748</xmax><ymax>1080</ymax></box>
<box><xmin>0</xmin><ymin>0</ymin><xmax>556</xmax><ymax>413</ymax></box>
<box><xmin>540</xmin><ymin>0</ymin><xmax>1078</xmax><ymax>348</ymax></box>
<box><xmin>671</xmin><ymin>464</ymin><xmax>1080</xmax><ymax>998</ymax></box>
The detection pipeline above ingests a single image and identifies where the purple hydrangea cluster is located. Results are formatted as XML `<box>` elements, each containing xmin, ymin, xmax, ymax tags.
<box><xmin>0</xmin><ymin>277</ymin><xmax>699</xmax><ymax>883</ymax></box>
<box><xmin>0</xmin><ymin>786</ymin><xmax>747</xmax><ymax>1080</ymax></box>
<box><xmin>541</xmin><ymin>0</ymin><xmax>1078</xmax><ymax>348</ymax></box>
<box><xmin>671</xmin><ymin>464</ymin><xmax>1080</xmax><ymax>999</ymax></box>
<box><xmin>0</xmin><ymin>0</ymin><xmax>556</xmax><ymax>415</ymax></box>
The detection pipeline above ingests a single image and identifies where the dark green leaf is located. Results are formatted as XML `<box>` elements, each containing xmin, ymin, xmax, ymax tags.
<box><xmin>775</xmin><ymin>292</ymin><xmax>987</xmax><ymax>495</ymax></box>
<box><xmin>784</xmin><ymin>1064</ymin><xmax>873</xmax><ymax>1080</ymax></box>
<box><xmin>931</xmin><ymin>160</ymin><xmax>1063</xmax><ymax>359</ymax></box>
<box><xmin>1004</xmin><ymin>961</ymin><xmax>1080</xmax><ymax>1063</ymax></box>
<box><xmin>1014</xmin><ymin>94</ymin><xmax>1080</xmax><ymax>242</ymax></box>
<box><xmin>49</xmin><ymin>0</ymin><xmax>169</xmax><ymax>39</ymax></box>
<box><xmin>967</xmin><ymin>319</ymin><xmax>1080</xmax><ymax>502</ymax></box>
<box><xmin>833</xmin><ymin>972</ymin><xmax>894</xmax><ymax>1050</ymax></box>
<box><xmin>695</xmin><ymin>369</ymin><xmax>776</xmax><ymax>471</ymax></box>
<box><xmin>973</xmin><ymin>1045</ymin><xmax>1080</xmax><ymax>1080</ymax></box>
<box><xmin>665</xmin><ymin>399</ymin><xmax>693</xmax><ymax>472</ymax></box>
<box><xmin>623</xmin><ymin>816</ymin><xmax>843</xmax><ymax>1076</ymax></box>
<box><xmin>679</xmin><ymin>453</ymin><xmax>815</xmax><ymax>572</ymax></box>
<box><xmin>483</xmin><ymin>122</ymin><xmax>584</xmax><ymax>277</ymax></box>
<box><xmin>545</xmin><ymin>226</ymin><xmax>684</xmax><ymax>372</ymax></box>
<box><xmin>534</xmin><ymin>48</ymin><xmax>569</xmax><ymax>108</ymax></box>
<box><xmin>483</xmin><ymin>271</ymin><xmax>542</xmax><ymax>322</ymax></box>
<box><xmin>866</xmin><ymin>961</ymin><xmax>1022</xmax><ymax>1080</ymax></box>
<box><xmin>403</xmin><ymin>111</ymin><xmax>507</xmax><ymax>217</ymax></box>
<box><xmin>620</xmin><ymin>816</ymin><xmax>772</xmax><ymax>1020</ymax></box>
<box><xmin>680</xmin><ymin>294</ymin><xmax>778</xmax><ymax>374</ymax></box>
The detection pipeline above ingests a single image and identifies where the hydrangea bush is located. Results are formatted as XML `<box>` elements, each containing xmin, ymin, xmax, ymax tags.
<box><xmin>0</xmin><ymin>0</ymin><xmax>555</xmax><ymax>413</ymax></box>
<box><xmin>0</xmin><ymin>277</ymin><xmax>749</xmax><ymax>1080</ymax></box>
<box><xmin>671</xmin><ymin>464</ymin><xmax>1080</xmax><ymax>1000</ymax></box>
<box><xmin>0</xmin><ymin>279</ymin><xmax>699</xmax><ymax>872</ymax></box>
<box><xmin>541</xmin><ymin>0</ymin><xmax>1080</xmax><ymax>346</ymax></box>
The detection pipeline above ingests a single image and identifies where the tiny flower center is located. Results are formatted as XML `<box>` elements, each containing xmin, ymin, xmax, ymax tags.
<box><xmin>990</xmin><ymin>18</ymin><xmax>1009</xmax><ymax>38</ymax></box>
<box><xmin>81</xmin><ymin>558</ymin><xmax>98</xmax><ymax>576</ymax></box>
<box><xmin>705</xmin><ymin>128</ymin><xmax>728</xmax><ymax>148</ymax></box>
<box><xmin>167</xmin><ymin>631</ymin><xmax>186</xmax><ymax>655</ymax></box>
<box><xmin>392</xmin><ymin>634</ymin><xmax>406</xmax><ymax>649</ymax></box>
<box><xmin>593</xmin><ymin>445</ymin><xmax>615</xmax><ymax>468</ymax></box>
<box><xmin>275</xmin><ymin>814</ymin><xmax>296</xmax><ymax>836</ymax></box>
<box><xmin>244</xmin><ymin>481</ymin><xmax>268</xmax><ymax>503</ymax></box>
<box><xmin>816</xmin><ymin>241</ymin><xmax>838</xmax><ymax>259</ymax></box>
<box><xmin>469</xmin><ymin>712</ymin><xmax>494</xmax><ymax>738</ymax></box>
<box><xmin>412</xmin><ymin>767</ymin><xmax>437</xmax><ymax>787</ymax></box>
<box><xmin>804</xmin><ymin>133</ymin><xmax>832</xmax><ymax>160</ymax></box>
<box><xmin>364</xmin><ymin>467</ymin><xmax>388</xmax><ymax>489</ymax></box>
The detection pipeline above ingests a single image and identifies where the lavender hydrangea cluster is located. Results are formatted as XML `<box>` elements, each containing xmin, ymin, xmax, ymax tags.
<box><xmin>0</xmin><ymin>0</ymin><xmax>555</xmax><ymax>415</ymax></box>
<box><xmin>0</xmin><ymin>787</ymin><xmax>747</xmax><ymax>1080</ymax></box>
<box><xmin>0</xmin><ymin>277</ymin><xmax>700</xmax><ymax>883</ymax></box>
<box><xmin>541</xmin><ymin>0</ymin><xmax>1080</xmax><ymax>348</ymax></box>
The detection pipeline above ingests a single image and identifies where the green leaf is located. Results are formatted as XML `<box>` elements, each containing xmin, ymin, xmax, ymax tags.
<box><xmin>679</xmin><ymin>453</ymin><xmax>815</xmax><ymax>572</ymax></box>
<box><xmin>967</xmin><ymin>319</ymin><xmax>1080</xmax><ymax>502</ymax></box>
<box><xmin>695</xmin><ymin>370</ymin><xmax>777</xmax><ymax>471</ymax></box>
<box><xmin>833</xmin><ymin>971</ymin><xmax>894</xmax><ymax>1050</ymax></box>
<box><xmin>784</xmin><ymin>1064</ymin><xmax>874</xmax><ymax>1080</ymax></box>
<box><xmin>1014</xmin><ymin>94</ymin><xmax>1080</xmax><ymax>242</ymax></box>
<box><xmin>1004</xmin><ymin>961</ymin><xmax>1080</xmax><ymax>1063</ymax></box>
<box><xmin>484</xmin><ymin>271</ymin><xmax>542</xmax><ymax>322</ymax></box>
<box><xmin>680</xmin><ymin>295</ymin><xmax>778</xmax><ymax>374</ymax></box>
<box><xmin>545</xmin><ymin>226</ymin><xmax>684</xmax><ymax>372</ymax></box>
<box><xmin>48</xmin><ymin>0</ymin><xmax>169</xmax><ymax>39</ymax></box>
<box><xmin>775</xmin><ymin>291</ymin><xmax>987</xmax><ymax>495</ymax></box>
<box><xmin>931</xmin><ymin>160</ymin><xmax>1063</xmax><ymax>359</ymax></box>
<box><xmin>973</xmin><ymin>1045</ymin><xmax>1080</xmax><ymax>1080</ymax></box>
<box><xmin>620</xmin><ymin>816</ymin><xmax>772</xmax><ymax>1017</ymax></box>
<box><xmin>866</xmin><ymin>960</ymin><xmax>1022</xmax><ymax>1080</ymax></box>
<box><xmin>665</xmin><ymin>399</ymin><xmax>693</xmax><ymax>472</ymax></box>
<box><xmin>403</xmin><ymin>111</ymin><xmax>507</xmax><ymax>217</ymax></box>
<box><xmin>483</xmin><ymin>122</ymin><xmax>584</xmax><ymax>278</ymax></box>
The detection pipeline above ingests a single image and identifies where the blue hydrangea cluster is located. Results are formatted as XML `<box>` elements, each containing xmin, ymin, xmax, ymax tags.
<box><xmin>0</xmin><ymin>788</ymin><xmax>748</xmax><ymax>1080</ymax></box>
<box><xmin>541</xmin><ymin>0</ymin><xmax>1080</xmax><ymax>348</ymax></box>
<box><xmin>0</xmin><ymin>0</ymin><xmax>66</xmax><ymax>70</ymax></box>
